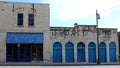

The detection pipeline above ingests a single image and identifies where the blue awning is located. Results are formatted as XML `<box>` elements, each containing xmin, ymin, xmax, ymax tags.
<box><xmin>6</xmin><ymin>32</ymin><xmax>44</xmax><ymax>44</ymax></box>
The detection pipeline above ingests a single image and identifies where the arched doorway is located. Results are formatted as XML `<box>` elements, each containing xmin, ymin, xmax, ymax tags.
<box><xmin>77</xmin><ymin>42</ymin><xmax>86</xmax><ymax>62</ymax></box>
<box><xmin>88</xmin><ymin>42</ymin><xmax>96</xmax><ymax>63</ymax></box>
<box><xmin>109</xmin><ymin>42</ymin><xmax>116</xmax><ymax>62</ymax></box>
<box><xmin>65</xmin><ymin>42</ymin><xmax>74</xmax><ymax>62</ymax></box>
<box><xmin>53</xmin><ymin>42</ymin><xmax>62</xmax><ymax>62</ymax></box>
<box><xmin>99</xmin><ymin>42</ymin><xmax>107</xmax><ymax>62</ymax></box>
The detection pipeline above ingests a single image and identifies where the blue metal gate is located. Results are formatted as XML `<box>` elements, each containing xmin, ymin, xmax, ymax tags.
<box><xmin>77</xmin><ymin>42</ymin><xmax>85</xmax><ymax>62</ymax></box>
<box><xmin>53</xmin><ymin>42</ymin><xmax>62</xmax><ymax>63</ymax></box>
<box><xmin>88</xmin><ymin>42</ymin><xmax>96</xmax><ymax>63</ymax></box>
<box><xmin>65</xmin><ymin>42</ymin><xmax>74</xmax><ymax>62</ymax></box>
<box><xmin>99</xmin><ymin>42</ymin><xmax>107</xmax><ymax>62</ymax></box>
<box><xmin>109</xmin><ymin>42</ymin><xmax>116</xmax><ymax>62</ymax></box>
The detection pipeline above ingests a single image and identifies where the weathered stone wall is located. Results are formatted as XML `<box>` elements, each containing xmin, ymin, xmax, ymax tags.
<box><xmin>50</xmin><ymin>23</ymin><xmax>119</xmax><ymax>63</ymax></box>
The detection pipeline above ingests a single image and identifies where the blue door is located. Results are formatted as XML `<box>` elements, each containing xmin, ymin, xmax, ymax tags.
<box><xmin>88</xmin><ymin>42</ymin><xmax>96</xmax><ymax>62</ymax></box>
<box><xmin>99</xmin><ymin>42</ymin><xmax>107</xmax><ymax>62</ymax></box>
<box><xmin>53</xmin><ymin>42</ymin><xmax>62</xmax><ymax>62</ymax></box>
<box><xmin>109</xmin><ymin>42</ymin><xmax>116</xmax><ymax>62</ymax></box>
<box><xmin>77</xmin><ymin>42</ymin><xmax>86</xmax><ymax>62</ymax></box>
<box><xmin>65</xmin><ymin>42</ymin><xmax>74</xmax><ymax>62</ymax></box>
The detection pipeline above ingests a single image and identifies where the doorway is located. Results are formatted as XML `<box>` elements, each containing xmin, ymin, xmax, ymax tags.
<box><xmin>6</xmin><ymin>44</ymin><xmax>43</xmax><ymax>62</ymax></box>
<box><xmin>6</xmin><ymin>44</ymin><xmax>32</xmax><ymax>62</ymax></box>
<box><xmin>32</xmin><ymin>44</ymin><xmax>43</xmax><ymax>61</ymax></box>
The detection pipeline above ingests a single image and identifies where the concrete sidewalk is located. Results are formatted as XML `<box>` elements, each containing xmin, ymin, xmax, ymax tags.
<box><xmin>0</xmin><ymin>62</ymin><xmax>120</xmax><ymax>66</ymax></box>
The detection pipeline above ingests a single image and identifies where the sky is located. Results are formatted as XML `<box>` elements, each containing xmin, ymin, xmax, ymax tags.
<box><xmin>0</xmin><ymin>0</ymin><xmax>120</xmax><ymax>31</ymax></box>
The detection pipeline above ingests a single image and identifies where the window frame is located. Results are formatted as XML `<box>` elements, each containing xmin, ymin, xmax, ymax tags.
<box><xmin>17</xmin><ymin>13</ymin><xmax>23</xmax><ymax>26</ymax></box>
<box><xmin>28</xmin><ymin>14</ymin><xmax>34</xmax><ymax>26</ymax></box>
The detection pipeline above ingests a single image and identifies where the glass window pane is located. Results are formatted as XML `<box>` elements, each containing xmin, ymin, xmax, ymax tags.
<box><xmin>28</xmin><ymin>14</ymin><xmax>34</xmax><ymax>26</ymax></box>
<box><xmin>17</xmin><ymin>13</ymin><xmax>23</xmax><ymax>26</ymax></box>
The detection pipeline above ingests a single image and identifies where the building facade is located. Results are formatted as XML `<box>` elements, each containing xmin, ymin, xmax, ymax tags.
<box><xmin>0</xmin><ymin>1</ymin><xmax>119</xmax><ymax>64</ymax></box>
<box><xmin>0</xmin><ymin>2</ymin><xmax>50</xmax><ymax>62</ymax></box>
<box><xmin>50</xmin><ymin>23</ymin><xmax>119</xmax><ymax>63</ymax></box>
<box><xmin>118</xmin><ymin>32</ymin><xmax>120</xmax><ymax>61</ymax></box>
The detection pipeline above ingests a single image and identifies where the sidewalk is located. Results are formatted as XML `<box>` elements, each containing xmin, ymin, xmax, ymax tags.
<box><xmin>0</xmin><ymin>62</ymin><xmax>120</xmax><ymax>66</ymax></box>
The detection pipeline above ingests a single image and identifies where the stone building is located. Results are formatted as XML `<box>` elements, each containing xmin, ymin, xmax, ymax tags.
<box><xmin>118</xmin><ymin>32</ymin><xmax>120</xmax><ymax>61</ymax></box>
<box><xmin>50</xmin><ymin>23</ymin><xmax>119</xmax><ymax>63</ymax></box>
<box><xmin>0</xmin><ymin>1</ymin><xmax>119</xmax><ymax>64</ymax></box>
<box><xmin>0</xmin><ymin>1</ymin><xmax>50</xmax><ymax>62</ymax></box>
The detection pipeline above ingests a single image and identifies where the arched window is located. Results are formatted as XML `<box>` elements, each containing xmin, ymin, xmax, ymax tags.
<box><xmin>53</xmin><ymin>42</ymin><xmax>62</xmax><ymax>62</ymax></box>
<box><xmin>88</xmin><ymin>42</ymin><xmax>96</xmax><ymax>63</ymax></box>
<box><xmin>65</xmin><ymin>42</ymin><xmax>74</xmax><ymax>62</ymax></box>
<box><xmin>77</xmin><ymin>42</ymin><xmax>86</xmax><ymax>62</ymax></box>
<box><xmin>109</xmin><ymin>42</ymin><xmax>116</xmax><ymax>62</ymax></box>
<box><xmin>99</xmin><ymin>42</ymin><xmax>107</xmax><ymax>62</ymax></box>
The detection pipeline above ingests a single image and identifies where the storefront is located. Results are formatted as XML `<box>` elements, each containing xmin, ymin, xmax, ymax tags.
<box><xmin>6</xmin><ymin>32</ymin><xmax>43</xmax><ymax>62</ymax></box>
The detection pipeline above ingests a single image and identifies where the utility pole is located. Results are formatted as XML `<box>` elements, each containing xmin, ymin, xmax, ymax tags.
<box><xmin>96</xmin><ymin>10</ymin><xmax>100</xmax><ymax>64</ymax></box>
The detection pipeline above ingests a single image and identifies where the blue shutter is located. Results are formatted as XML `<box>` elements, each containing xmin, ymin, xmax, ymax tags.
<box><xmin>109</xmin><ymin>42</ymin><xmax>116</xmax><ymax>62</ymax></box>
<box><xmin>65</xmin><ymin>42</ymin><xmax>74</xmax><ymax>62</ymax></box>
<box><xmin>77</xmin><ymin>42</ymin><xmax>86</xmax><ymax>62</ymax></box>
<box><xmin>99</xmin><ymin>42</ymin><xmax>107</xmax><ymax>62</ymax></box>
<box><xmin>88</xmin><ymin>42</ymin><xmax>96</xmax><ymax>63</ymax></box>
<box><xmin>53</xmin><ymin>42</ymin><xmax>62</xmax><ymax>63</ymax></box>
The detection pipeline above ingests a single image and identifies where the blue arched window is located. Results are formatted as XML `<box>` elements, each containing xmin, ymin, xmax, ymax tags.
<box><xmin>109</xmin><ymin>42</ymin><xmax>116</xmax><ymax>62</ymax></box>
<box><xmin>88</xmin><ymin>42</ymin><xmax>96</xmax><ymax>63</ymax></box>
<box><xmin>53</xmin><ymin>42</ymin><xmax>62</xmax><ymax>63</ymax></box>
<box><xmin>77</xmin><ymin>42</ymin><xmax>86</xmax><ymax>62</ymax></box>
<box><xmin>65</xmin><ymin>42</ymin><xmax>74</xmax><ymax>62</ymax></box>
<box><xmin>99</xmin><ymin>42</ymin><xmax>107</xmax><ymax>62</ymax></box>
